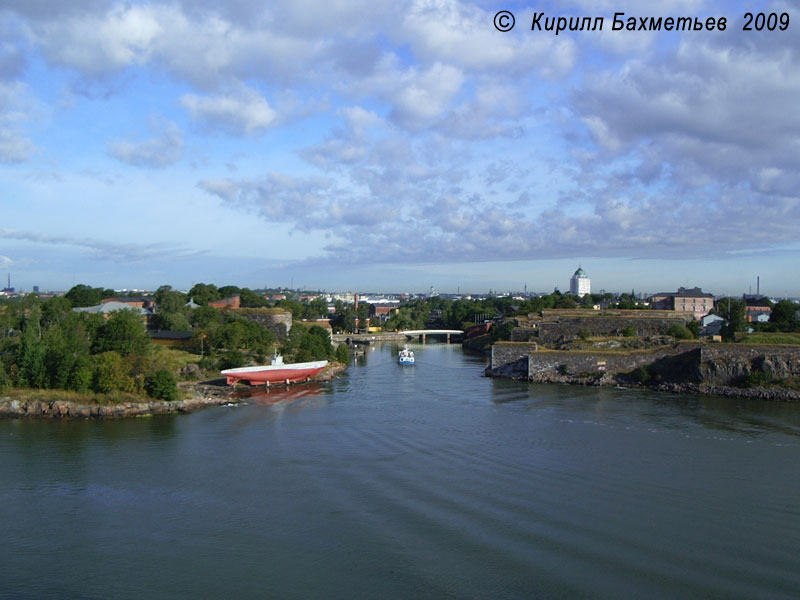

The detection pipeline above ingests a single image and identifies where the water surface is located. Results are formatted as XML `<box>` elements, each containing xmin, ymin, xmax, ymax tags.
<box><xmin>3</xmin><ymin>343</ymin><xmax>800</xmax><ymax>599</ymax></box>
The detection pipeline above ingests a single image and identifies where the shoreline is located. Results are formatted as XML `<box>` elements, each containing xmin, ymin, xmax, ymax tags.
<box><xmin>485</xmin><ymin>367</ymin><xmax>800</xmax><ymax>402</ymax></box>
<box><xmin>0</xmin><ymin>362</ymin><xmax>348</xmax><ymax>420</ymax></box>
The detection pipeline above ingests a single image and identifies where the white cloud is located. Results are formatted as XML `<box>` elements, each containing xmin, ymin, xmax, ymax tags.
<box><xmin>107</xmin><ymin>119</ymin><xmax>183</xmax><ymax>168</ymax></box>
<box><xmin>181</xmin><ymin>86</ymin><xmax>277</xmax><ymax>135</ymax></box>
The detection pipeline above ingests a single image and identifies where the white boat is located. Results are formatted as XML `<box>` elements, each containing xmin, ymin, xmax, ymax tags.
<box><xmin>398</xmin><ymin>347</ymin><xmax>415</xmax><ymax>365</ymax></box>
<box><xmin>221</xmin><ymin>354</ymin><xmax>328</xmax><ymax>385</ymax></box>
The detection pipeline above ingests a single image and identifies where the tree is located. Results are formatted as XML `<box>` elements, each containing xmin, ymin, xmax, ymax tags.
<box><xmin>92</xmin><ymin>351</ymin><xmax>135</xmax><ymax>394</ymax></box>
<box><xmin>65</xmin><ymin>284</ymin><xmax>105</xmax><ymax>308</ymax></box>
<box><xmin>335</xmin><ymin>343</ymin><xmax>350</xmax><ymax>364</ymax></box>
<box><xmin>94</xmin><ymin>309</ymin><xmax>150</xmax><ymax>356</ymax></box>
<box><xmin>146</xmin><ymin>369</ymin><xmax>179</xmax><ymax>401</ymax></box>
<box><xmin>188</xmin><ymin>283</ymin><xmax>221</xmax><ymax>306</ymax></box>
<box><xmin>715</xmin><ymin>298</ymin><xmax>746</xmax><ymax>341</ymax></box>
<box><xmin>154</xmin><ymin>286</ymin><xmax>187</xmax><ymax>313</ymax></box>
<box><xmin>769</xmin><ymin>299</ymin><xmax>800</xmax><ymax>331</ymax></box>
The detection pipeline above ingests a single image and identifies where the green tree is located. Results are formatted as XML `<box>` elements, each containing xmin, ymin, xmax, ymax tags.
<box><xmin>239</xmin><ymin>288</ymin><xmax>268</xmax><ymax>308</ymax></box>
<box><xmin>335</xmin><ymin>343</ymin><xmax>350</xmax><ymax>364</ymax></box>
<box><xmin>94</xmin><ymin>309</ymin><xmax>150</xmax><ymax>356</ymax></box>
<box><xmin>17</xmin><ymin>323</ymin><xmax>46</xmax><ymax>388</ymax></box>
<box><xmin>65</xmin><ymin>284</ymin><xmax>105</xmax><ymax>307</ymax></box>
<box><xmin>92</xmin><ymin>351</ymin><xmax>135</xmax><ymax>394</ymax></box>
<box><xmin>769</xmin><ymin>299</ymin><xmax>800</xmax><ymax>331</ymax></box>
<box><xmin>188</xmin><ymin>283</ymin><xmax>221</xmax><ymax>306</ymax></box>
<box><xmin>146</xmin><ymin>369</ymin><xmax>179</xmax><ymax>401</ymax></box>
<box><xmin>154</xmin><ymin>286</ymin><xmax>187</xmax><ymax>313</ymax></box>
<box><xmin>190</xmin><ymin>305</ymin><xmax>222</xmax><ymax>329</ymax></box>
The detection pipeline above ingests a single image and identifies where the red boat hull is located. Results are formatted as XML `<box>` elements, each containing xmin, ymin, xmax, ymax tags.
<box><xmin>221</xmin><ymin>361</ymin><xmax>327</xmax><ymax>385</ymax></box>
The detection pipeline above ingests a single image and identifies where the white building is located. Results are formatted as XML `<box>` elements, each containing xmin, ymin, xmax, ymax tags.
<box><xmin>570</xmin><ymin>267</ymin><xmax>591</xmax><ymax>297</ymax></box>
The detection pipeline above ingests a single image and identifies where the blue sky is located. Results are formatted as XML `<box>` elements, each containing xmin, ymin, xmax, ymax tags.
<box><xmin>0</xmin><ymin>0</ymin><xmax>798</xmax><ymax>296</ymax></box>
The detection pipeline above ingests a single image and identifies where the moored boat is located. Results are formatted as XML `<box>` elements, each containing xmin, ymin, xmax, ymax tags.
<box><xmin>398</xmin><ymin>347</ymin><xmax>415</xmax><ymax>365</ymax></box>
<box><xmin>221</xmin><ymin>354</ymin><xmax>328</xmax><ymax>385</ymax></box>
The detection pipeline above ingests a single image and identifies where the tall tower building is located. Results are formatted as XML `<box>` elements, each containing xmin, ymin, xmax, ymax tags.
<box><xmin>570</xmin><ymin>267</ymin><xmax>591</xmax><ymax>297</ymax></box>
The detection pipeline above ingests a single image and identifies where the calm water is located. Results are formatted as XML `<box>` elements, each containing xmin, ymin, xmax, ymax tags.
<box><xmin>3</xmin><ymin>343</ymin><xmax>800</xmax><ymax>599</ymax></box>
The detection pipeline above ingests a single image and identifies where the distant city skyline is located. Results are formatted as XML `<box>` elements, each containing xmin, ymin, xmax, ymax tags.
<box><xmin>1</xmin><ymin>1</ymin><xmax>798</xmax><ymax>296</ymax></box>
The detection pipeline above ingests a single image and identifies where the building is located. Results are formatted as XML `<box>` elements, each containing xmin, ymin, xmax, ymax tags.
<box><xmin>569</xmin><ymin>267</ymin><xmax>591</xmax><ymax>297</ymax></box>
<box><xmin>650</xmin><ymin>287</ymin><xmax>714</xmax><ymax>320</ymax></box>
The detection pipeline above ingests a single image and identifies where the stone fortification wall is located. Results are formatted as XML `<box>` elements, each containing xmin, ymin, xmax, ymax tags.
<box><xmin>489</xmin><ymin>342</ymin><xmax>800</xmax><ymax>390</ymax></box>
<box><xmin>239</xmin><ymin>310</ymin><xmax>293</xmax><ymax>339</ymax></box>
<box><xmin>537</xmin><ymin>316</ymin><xmax>689</xmax><ymax>345</ymax></box>
<box><xmin>698</xmin><ymin>345</ymin><xmax>800</xmax><ymax>385</ymax></box>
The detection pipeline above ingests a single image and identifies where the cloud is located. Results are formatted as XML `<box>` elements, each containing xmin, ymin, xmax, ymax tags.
<box><xmin>181</xmin><ymin>86</ymin><xmax>277</xmax><ymax>135</ymax></box>
<box><xmin>0</xmin><ymin>255</ymin><xmax>12</xmax><ymax>268</ymax></box>
<box><xmin>0</xmin><ymin>229</ymin><xmax>204</xmax><ymax>263</ymax></box>
<box><xmin>0</xmin><ymin>81</ymin><xmax>36</xmax><ymax>162</ymax></box>
<box><xmin>107</xmin><ymin>119</ymin><xmax>183</xmax><ymax>168</ymax></box>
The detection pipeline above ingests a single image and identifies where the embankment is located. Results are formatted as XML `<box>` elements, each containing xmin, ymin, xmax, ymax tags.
<box><xmin>0</xmin><ymin>362</ymin><xmax>348</xmax><ymax>419</ymax></box>
<box><xmin>486</xmin><ymin>342</ymin><xmax>800</xmax><ymax>401</ymax></box>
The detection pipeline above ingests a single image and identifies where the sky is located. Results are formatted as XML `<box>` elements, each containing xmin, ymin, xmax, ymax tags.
<box><xmin>0</xmin><ymin>0</ymin><xmax>798</xmax><ymax>297</ymax></box>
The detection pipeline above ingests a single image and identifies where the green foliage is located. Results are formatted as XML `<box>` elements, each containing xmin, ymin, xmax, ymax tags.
<box><xmin>92</xmin><ymin>351</ymin><xmax>135</xmax><ymax>394</ymax></box>
<box><xmin>769</xmin><ymin>299</ymin><xmax>800</xmax><ymax>331</ymax></box>
<box><xmin>686</xmin><ymin>320</ymin><xmax>700</xmax><ymax>339</ymax></box>
<box><xmin>578</xmin><ymin>328</ymin><xmax>590</xmax><ymax>341</ymax></box>
<box><xmin>188</xmin><ymin>283</ymin><xmax>221</xmax><ymax>306</ymax></box>
<box><xmin>282</xmin><ymin>324</ymin><xmax>333</xmax><ymax>362</ymax></box>
<box><xmin>154</xmin><ymin>286</ymin><xmax>187</xmax><ymax>313</ymax></box>
<box><xmin>145</xmin><ymin>369</ymin><xmax>179</xmax><ymax>401</ymax></box>
<box><xmin>154</xmin><ymin>310</ymin><xmax>192</xmax><ymax>332</ymax></box>
<box><xmin>190</xmin><ymin>305</ymin><xmax>223</xmax><ymax>329</ymax></box>
<box><xmin>621</xmin><ymin>326</ymin><xmax>636</xmax><ymax>337</ymax></box>
<box><xmin>334</xmin><ymin>343</ymin><xmax>350</xmax><ymax>364</ymax></box>
<box><xmin>17</xmin><ymin>323</ymin><xmax>46</xmax><ymax>388</ymax></box>
<box><xmin>667</xmin><ymin>322</ymin><xmax>694</xmax><ymax>340</ymax></box>
<box><xmin>715</xmin><ymin>298</ymin><xmax>747</xmax><ymax>341</ymax></box>
<box><xmin>65</xmin><ymin>284</ymin><xmax>109</xmax><ymax>308</ymax></box>
<box><xmin>630</xmin><ymin>365</ymin><xmax>652</xmax><ymax>384</ymax></box>
<box><xmin>93</xmin><ymin>309</ymin><xmax>150</xmax><ymax>356</ymax></box>
<box><xmin>219</xmin><ymin>350</ymin><xmax>246</xmax><ymax>370</ymax></box>
<box><xmin>238</xmin><ymin>288</ymin><xmax>268</xmax><ymax>308</ymax></box>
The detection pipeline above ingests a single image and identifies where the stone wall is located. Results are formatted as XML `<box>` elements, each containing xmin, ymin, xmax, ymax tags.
<box><xmin>489</xmin><ymin>341</ymin><xmax>800</xmax><ymax>388</ymax></box>
<box><xmin>239</xmin><ymin>310</ymin><xmax>293</xmax><ymax>339</ymax></box>
<box><xmin>537</xmin><ymin>316</ymin><xmax>689</xmax><ymax>345</ymax></box>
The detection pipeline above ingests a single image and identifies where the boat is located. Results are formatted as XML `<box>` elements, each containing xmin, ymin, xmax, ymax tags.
<box><xmin>398</xmin><ymin>347</ymin><xmax>415</xmax><ymax>365</ymax></box>
<box><xmin>221</xmin><ymin>354</ymin><xmax>328</xmax><ymax>385</ymax></box>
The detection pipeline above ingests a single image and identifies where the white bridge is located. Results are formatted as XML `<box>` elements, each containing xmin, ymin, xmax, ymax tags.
<box><xmin>400</xmin><ymin>329</ymin><xmax>464</xmax><ymax>343</ymax></box>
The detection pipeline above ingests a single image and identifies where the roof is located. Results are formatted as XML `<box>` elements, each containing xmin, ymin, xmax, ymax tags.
<box><xmin>73</xmin><ymin>301</ymin><xmax>151</xmax><ymax>315</ymax></box>
<box><xmin>148</xmin><ymin>330</ymin><xmax>193</xmax><ymax>340</ymax></box>
<box><xmin>653</xmin><ymin>287</ymin><xmax>713</xmax><ymax>299</ymax></box>
<box><xmin>572</xmin><ymin>267</ymin><xmax>587</xmax><ymax>278</ymax></box>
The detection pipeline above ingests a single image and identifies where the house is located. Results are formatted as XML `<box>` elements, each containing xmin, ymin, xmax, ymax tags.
<box><xmin>701</xmin><ymin>313</ymin><xmax>725</xmax><ymax>336</ymax></box>
<box><xmin>650</xmin><ymin>287</ymin><xmax>714</xmax><ymax>320</ymax></box>
<box><xmin>101</xmin><ymin>297</ymin><xmax>154</xmax><ymax>309</ymax></box>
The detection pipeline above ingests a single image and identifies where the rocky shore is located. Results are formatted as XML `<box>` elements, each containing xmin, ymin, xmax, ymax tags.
<box><xmin>0</xmin><ymin>362</ymin><xmax>348</xmax><ymax>419</ymax></box>
<box><xmin>485</xmin><ymin>355</ymin><xmax>800</xmax><ymax>402</ymax></box>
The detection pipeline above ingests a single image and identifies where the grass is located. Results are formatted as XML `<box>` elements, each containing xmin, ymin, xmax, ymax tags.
<box><xmin>737</xmin><ymin>332</ymin><xmax>800</xmax><ymax>345</ymax></box>
<box><xmin>4</xmin><ymin>388</ymin><xmax>150</xmax><ymax>406</ymax></box>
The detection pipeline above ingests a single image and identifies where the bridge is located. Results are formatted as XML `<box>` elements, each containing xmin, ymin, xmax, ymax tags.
<box><xmin>400</xmin><ymin>329</ymin><xmax>464</xmax><ymax>343</ymax></box>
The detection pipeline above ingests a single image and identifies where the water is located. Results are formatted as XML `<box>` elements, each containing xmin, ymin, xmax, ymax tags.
<box><xmin>2</xmin><ymin>343</ymin><xmax>800</xmax><ymax>599</ymax></box>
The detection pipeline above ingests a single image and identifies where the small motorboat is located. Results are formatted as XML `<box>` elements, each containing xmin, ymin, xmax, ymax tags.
<box><xmin>398</xmin><ymin>347</ymin><xmax>415</xmax><ymax>365</ymax></box>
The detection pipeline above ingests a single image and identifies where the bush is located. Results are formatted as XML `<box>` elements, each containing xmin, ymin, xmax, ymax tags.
<box><xmin>219</xmin><ymin>350</ymin><xmax>246</xmax><ymax>370</ymax></box>
<box><xmin>146</xmin><ymin>369</ymin><xmax>179</xmax><ymax>401</ymax></box>
<box><xmin>335</xmin><ymin>343</ymin><xmax>350</xmax><ymax>364</ymax></box>
<box><xmin>667</xmin><ymin>323</ymin><xmax>694</xmax><ymax>340</ymax></box>
<box><xmin>622</xmin><ymin>326</ymin><xmax>636</xmax><ymax>337</ymax></box>
<box><xmin>631</xmin><ymin>365</ymin><xmax>652</xmax><ymax>384</ymax></box>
